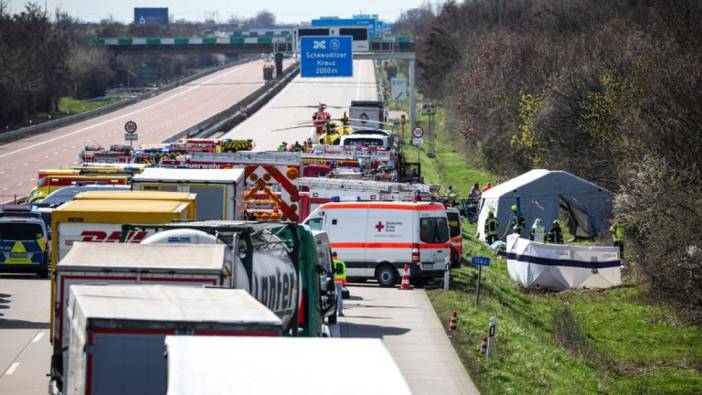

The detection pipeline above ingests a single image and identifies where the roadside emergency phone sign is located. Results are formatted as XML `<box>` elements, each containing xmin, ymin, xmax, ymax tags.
<box><xmin>300</xmin><ymin>36</ymin><xmax>353</xmax><ymax>78</ymax></box>
<box><xmin>412</xmin><ymin>126</ymin><xmax>424</xmax><ymax>146</ymax></box>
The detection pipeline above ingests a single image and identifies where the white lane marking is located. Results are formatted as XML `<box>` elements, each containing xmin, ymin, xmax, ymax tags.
<box><xmin>0</xmin><ymin>62</ymin><xmax>258</xmax><ymax>160</ymax></box>
<box><xmin>0</xmin><ymin>170</ymin><xmax>4</xmax><ymax>175</ymax></box>
<box><xmin>32</xmin><ymin>332</ymin><xmax>45</xmax><ymax>343</ymax></box>
<box><xmin>4</xmin><ymin>362</ymin><xmax>20</xmax><ymax>376</ymax></box>
<box><xmin>356</xmin><ymin>61</ymin><xmax>364</xmax><ymax>100</ymax></box>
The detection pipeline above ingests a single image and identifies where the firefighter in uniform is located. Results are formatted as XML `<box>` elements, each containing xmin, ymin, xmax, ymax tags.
<box><xmin>548</xmin><ymin>220</ymin><xmax>564</xmax><ymax>244</ymax></box>
<box><xmin>484</xmin><ymin>210</ymin><xmax>499</xmax><ymax>245</ymax></box>
<box><xmin>510</xmin><ymin>204</ymin><xmax>526</xmax><ymax>236</ymax></box>
<box><xmin>332</xmin><ymin>251</ymin><xmax>347</xmax><ymax>317</ymax></box>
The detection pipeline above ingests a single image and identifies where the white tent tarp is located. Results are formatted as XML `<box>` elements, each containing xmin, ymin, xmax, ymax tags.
<box><xmin>506</xmin><ymin>234</ymin><xmax>622</xmax><ymax>291</ymax></box>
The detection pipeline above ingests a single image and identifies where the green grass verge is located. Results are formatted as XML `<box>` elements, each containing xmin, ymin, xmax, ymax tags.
<box><xmin>406</xmin><ymin>105</ymin><xmax>702</xmax><ymax>394</ymax></box>
<box><xmin>58</xmin><ymin>96</ymin><xmax>120</xmax><ymax>114</ymax></box>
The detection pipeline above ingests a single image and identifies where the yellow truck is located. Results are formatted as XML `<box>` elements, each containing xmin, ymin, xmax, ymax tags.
<box><xmin>72</xmin><ymin>190</ymin><xmax>197</xmax><ymax>220</ymax></box>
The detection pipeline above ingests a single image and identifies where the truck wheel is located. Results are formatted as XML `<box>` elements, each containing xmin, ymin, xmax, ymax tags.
<box><xmin>376</xmin><ymin>264</ymin><xmax>397</xmax><ymax>287</ymax></box>
<box><xmin>328</xmin><ymin>310</ymin><xmax>338</xmax><ymax>325</ymax></box>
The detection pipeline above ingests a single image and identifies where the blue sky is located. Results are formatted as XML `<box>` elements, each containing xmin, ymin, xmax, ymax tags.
<box><xmin>7</xmin><ymin>0</ymin><xmax>434</xmax><ymax>23</ymax></box>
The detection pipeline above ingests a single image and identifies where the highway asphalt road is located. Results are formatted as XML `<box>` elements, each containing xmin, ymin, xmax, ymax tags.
<box><xmin>0</xmin><ymin>275</ymin><xmax>50</xmax><ymax>395</ymax></box>
<box><xmin>337</xmin><ymin>284</ymin><xmax>479</xmax><ymax>395</ymax></box>
<box><xmin>0</xmin><ymin>59</ymin><xmax>273</xmax><ymax>203</ymax></box>
<box><xmin>221</xmin><ymin>59</ymin><xmax>377</xmax><ymax>150</ymax></box>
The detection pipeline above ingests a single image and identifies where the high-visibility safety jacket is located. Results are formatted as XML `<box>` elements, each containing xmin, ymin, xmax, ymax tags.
<box><xmin>334</xmin><ymin>258</ymin><xmax>347</xmax><ymax>285</ymax></box>
<box><xmin>610</xmin><ymin>223</ymin><xmax>624</xmax><ymax>242</ymax></box>
<box><xmin>485</xmin><ymin>217</ymin><xmax>498</xmax><ymax>237</ymax></box>
<box><xmin>0</xmin><ymin>239</ymin><xmax>47</xmax><ymax>264</ymax></box>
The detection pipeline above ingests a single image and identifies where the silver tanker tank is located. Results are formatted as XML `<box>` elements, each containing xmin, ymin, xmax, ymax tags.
<box><xmin>141</xmin><ymin>228</ymin><xmax>298</xmax><ymax>329</ymax></box>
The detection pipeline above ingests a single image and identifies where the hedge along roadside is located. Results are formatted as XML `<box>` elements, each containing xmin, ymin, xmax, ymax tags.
<box><xmin>0</xmin><ymin>57</ymin><xmax>254</xmax><ymax>145</ymax></box>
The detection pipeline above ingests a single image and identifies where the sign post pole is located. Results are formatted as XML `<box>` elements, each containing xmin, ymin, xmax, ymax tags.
<box><xmin>487</xmin><ymin>316</ymin><xmax>497</xmax><ymax>358</ymax></box>
<box><xmin>471</xmin><ymin>256</ymin><xmax>491</xmax><ymax>306</ymax></box>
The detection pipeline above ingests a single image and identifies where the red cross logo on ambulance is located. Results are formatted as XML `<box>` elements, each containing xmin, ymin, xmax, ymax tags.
<box><xmin>375</xmin><ymin>221</ymin><xmax>385</xmax><ymax>232</ymax></box>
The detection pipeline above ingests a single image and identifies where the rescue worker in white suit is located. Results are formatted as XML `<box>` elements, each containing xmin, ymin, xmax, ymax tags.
<box><xmin>529</xmin><ymin>218</ymin><xmax>546</xmax><ymax>243</ymax></box>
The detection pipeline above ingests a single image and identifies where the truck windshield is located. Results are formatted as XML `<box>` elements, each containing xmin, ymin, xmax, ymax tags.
<box><xmin>0</xmin><ymin>223</ymin><xmax>44</xmax><ymax>240</ymax></box>
<box><xmin>447</xmin><ymin>212</ymin><xmax>461</xmax><ymax>237</ymax></box>
<box><xmin>420</xmin><ymin>217</ymin><xmax>449</xmax><ymax>244</ymax></box>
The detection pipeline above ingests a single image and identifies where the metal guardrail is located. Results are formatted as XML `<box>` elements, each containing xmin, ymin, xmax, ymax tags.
<box><xmin>166</xmin><ymin>63</ymin><xmax>300</xmax><ymax>141</ymax></box>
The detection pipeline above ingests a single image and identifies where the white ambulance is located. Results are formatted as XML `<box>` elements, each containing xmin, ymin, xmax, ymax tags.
<box><xmin>304</xmin><ymin>201</ymin><xmax>451</xmax><ymax>286</ymax></box>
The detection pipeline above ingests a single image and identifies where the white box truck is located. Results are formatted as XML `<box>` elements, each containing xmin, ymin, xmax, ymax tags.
<box><xmin>131</xmin><ymin>168</ymin><xmax>245</xmax><ymax>220</ymax></box>
<box><xmin>51</xmin><ymin>242</ymin><xmax>233</xmax><ymax>388</ymax></box>
<box><xmin>165</xmin><ymin>336</ymin><xmax>411</xmax><ymax>395</ymax></box>
<box><xmin>64</xmin><ymin>285</ymin><xmax>281</xmax><ymax>395</ymax></box>
<box><xmin>304</xmin><ymin>201</ymin><xmax>451</xmax><ymax>286</ymax></box>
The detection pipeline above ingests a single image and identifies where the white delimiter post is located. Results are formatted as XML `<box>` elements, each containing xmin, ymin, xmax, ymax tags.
<box><xmin>409</xmin><ymin>59</ymin><xmax>417</xmax><ymax>128</ymax></box>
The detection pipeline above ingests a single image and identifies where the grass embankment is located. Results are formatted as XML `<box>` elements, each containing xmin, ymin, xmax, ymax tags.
<box><xmin>405</xmin><ymin>108</ymin><xmax>702</xmax><ymax>394</ymax></box>
<box><xmin>58</xmin><ymin>96</ymin><xmax>120</xmax><ymax>114</ymax></box>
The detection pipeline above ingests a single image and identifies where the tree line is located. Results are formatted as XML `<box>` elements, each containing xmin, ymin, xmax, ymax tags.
<box><xmin>397</xmin><ymin>0</ymin><xmax>702</xmax><ymax>317</ymax></box>
<box><xmin>0</xmin><ymin>3</ymin><xmax>279</xmax><ymax>129</ymax></box>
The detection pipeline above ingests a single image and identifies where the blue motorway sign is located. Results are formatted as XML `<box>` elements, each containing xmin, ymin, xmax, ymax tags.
<box><xmin>312</xmin><ymin>18</ymin><xmax>377</xmax><ymax>37</ymax></box>
<box><xmin>471</xmin><ymin>256</ymin><xmax>491</xmax><ymax>266</ymax></box>
<box><xmin>300</xmin><ymin>36</ymin><xmax>353</xmax><ymax>78</ymax></box>
<box><xmin>134</xmin><ymin>8</ymin><xmax>169</xmax><ymax>25</ymax></box>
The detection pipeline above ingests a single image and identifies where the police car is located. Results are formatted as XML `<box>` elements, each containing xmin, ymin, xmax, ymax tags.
<box><xmin>0</xmin><ymin>205</ymin><xmax>49</xmax><ymax>277</ymax></box>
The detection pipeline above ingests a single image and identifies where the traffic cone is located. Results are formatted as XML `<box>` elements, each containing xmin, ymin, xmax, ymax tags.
<box><xmin>400</xmin><ymin>264</ymin><xmax>411</xmax><ymax>290</ymax></box>
<box><xmin>480</xmin><ymin>336</ymin><xmax>488</xmax><ymax>354</ymax></box>
<box><xmin>448</xmin><ymin>310</ymin><xmax>458</xmax><ymax>334</ymax></box>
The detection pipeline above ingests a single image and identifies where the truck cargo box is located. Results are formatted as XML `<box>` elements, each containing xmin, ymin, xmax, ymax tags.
<box><xmin>165</xmin><ymin>336</ymin><xmax>410</xmax><ymax>395</ymax></box>
<box><xmin>66</xmin><ymin>285</ymin><xmax>281</xmax><ymax>395</ymax></box>
<box><xmin>53</xmin><ymin>242</ymin><xmax>231</xmax><ymax>371</ymax></box>
<box><xmin>73</xmin><ymin>190</ymin><xmax>197</xmax><ymax>219</ymax></box>
<box><xmin>131</xmin><ymin>168</ymin><xmax>245</xmax><ymax>221</ymax></box>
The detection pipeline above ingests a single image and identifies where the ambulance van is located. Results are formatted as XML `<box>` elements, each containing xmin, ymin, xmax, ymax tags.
<box><xmin>304</xmin><ymin>202</ymin><xmax>451</xmax><ymax>286</ymax></box>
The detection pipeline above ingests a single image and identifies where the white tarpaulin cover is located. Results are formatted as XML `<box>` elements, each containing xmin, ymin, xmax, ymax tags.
<box><xmin>506</xmin><ymin>234</ymin><xmax>622</xmax><ymax>291</ymax></box>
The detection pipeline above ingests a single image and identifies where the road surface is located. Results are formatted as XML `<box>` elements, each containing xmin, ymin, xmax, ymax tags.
<box><xmin>0</xmin><ymin>275</ymin><xmax>50</xmax><ymax>395</ymax></box>
<box><xmin>0</xmin><ymin>59</ymin><xmax>273</xmax><ymax>203</ymax></box>
<box><xmin>221</xmin><ymin>59</ymin><xmax>377</xmax><ymax>150</ymax></box>
<box><xmin>338</xmin><ymin>284</ymin><xmax>479</xmax><ymax>395</ymax></box>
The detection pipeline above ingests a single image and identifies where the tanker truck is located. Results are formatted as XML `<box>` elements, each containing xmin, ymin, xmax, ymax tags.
<box><xmin>122</xmin><ymin>221</ymin><xmax>333</xmax><ymax>337</ymax></box>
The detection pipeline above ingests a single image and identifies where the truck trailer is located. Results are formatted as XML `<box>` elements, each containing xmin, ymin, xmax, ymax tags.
<box><xmin>131</xmin><ymin>167</ymin><xmax>245</xmax><ymax>221</ymax></box>
<box><xmin>51</xmin><ymin>242</ymin><xmax>233</xmax><ymax>387</ymax></box>
<box><xmin>63</xmin><ymin>285</ymin><xmax>281</xmax><ymax>395</ymax></box>
<box><xmin>164</xmin><ymin>336</ymin><xmax>410</xmax><ymax>395</ymax></box>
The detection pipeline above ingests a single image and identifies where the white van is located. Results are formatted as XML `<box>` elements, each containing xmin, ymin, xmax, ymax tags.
<box><xmin>304</xmin><ymin>202</ymin><xmax>450</xmax><ymax>286</ymax></box>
